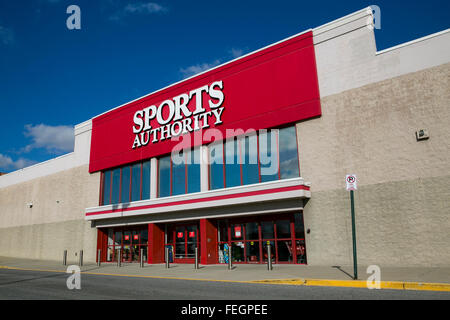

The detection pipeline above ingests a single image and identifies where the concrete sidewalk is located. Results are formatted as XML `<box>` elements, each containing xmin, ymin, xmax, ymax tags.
<box><xmin>1</xmin><ymin>256</ymin><xmax>449</xmax><ymax>291</ymax></box>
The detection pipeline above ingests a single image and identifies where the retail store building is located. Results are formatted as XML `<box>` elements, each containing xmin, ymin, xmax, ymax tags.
<box><xmin>1</xmin><ymin>8</ymin><xmax>449</xmax><ymax>267</ymax></box>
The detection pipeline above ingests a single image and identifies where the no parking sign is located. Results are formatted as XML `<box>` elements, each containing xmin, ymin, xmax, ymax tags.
<box><xmin>346</xmin><ymin>174</ymin><xmax>357</xmax><ymax>191</ymax></box>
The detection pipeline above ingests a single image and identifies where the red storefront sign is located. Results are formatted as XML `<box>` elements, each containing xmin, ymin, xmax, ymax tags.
<box><xmin>133</xmin><ymin>234</ymin><xmax>139</xmax><ymax>240</ymax></box>
<box><xmin>177</xmin><ymin>232</ymin><xmax>184</xmax><ymax>239</ymax></box>
<box><xmin>124</xmin><ymin>235</ymin><xmax>130</xmax><ymax>241</ymax></box>
<box><xmin>234</xmin><ymin>226</ymin><xmax>242</xmax><ymax>238</ymax></box>
<box><xmin>188</xmin><ymin>231</ymin><xmax>195</xmax><ymax>238</ymax></box>
<box><xmin>89</xmin><ymin>31</ymin><xmax>321</xmax><ymax>173</ymax></box>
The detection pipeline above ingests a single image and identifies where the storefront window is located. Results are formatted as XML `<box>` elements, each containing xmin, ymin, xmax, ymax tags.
<box><xmin>141</xmin><ymin>160</ymin><xmax>151</xmax><ymax>200</ymax></box>
<box><xmin>159</xmin><ymin>148</ymin><xmax>201</xmax><ymax>198</ymax></box>
<box><xmin>209</xmin><ymin>143</ymin><xmax>224</xmax><ymax>190</ymax></box>
<box><xmin>209</xmin><ymin>125</ymin><xmax>299</xmax><ymax>191</ymax></box>
<box><xmin>259</xmin><ymin>130</ymin><xmax>279</xmax><ymax>183</ymax></box>
<box><xmin>102</xmin><ymin>160</ymin><xmax>152</xmax><ymax>205</ymax></box>
<box><xmin>225</xmin><ymin>138</ymin><xmax>241</xmax><ymax>188</ymax></box>
<box><xmin>278</xmin><ymin>126</ymin><xmax>300</xmax><ymax>179</ymax></box>
<box><xmin>102</xmin><ymin>170</ymin><xmax>111</xmax><ymax>205</ymax></box>
<box><xmin>216</xmin><ymin>213</ymin><xmax>307</xmax><ymax>265</ymax></box>
<box><xmin>241</xmin><ymin>135</ymin><xmax>259</xmax><ymax>185</ymax></box>
<box><xmin>186</xmin><ymin>149</ymin><xmax>201</xmax><ymax>194</ymax></box>
<box><xmin>131</xmin><ymin>163</ymin><xmax>141</xmax><ymax>202</ymax></box>
<box><xmin>121</xmin><ymin>166</ymin><xmax>131</xmax><ymax>203</ymax></box>
<box><xmin>111</xmin><ymin>168</ymin><xmax>121</xmax><ymax>204</ymax></box>
<box><xmin>158</xmin><ymin>155</ymin><xmax>171</xmax><ymax>198</ymax></box>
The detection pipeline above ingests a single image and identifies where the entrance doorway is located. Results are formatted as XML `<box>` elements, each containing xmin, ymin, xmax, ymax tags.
<box><xmin>106</xmin><ymin>226</ymin><xmax>148</xmax><ymax>263</ymax></box>
<box><xmin>217</xmin><ymin>212</ymin><xmax>307</xmax><ymax>264</ymax></box>
<box><xmin>167</xmin><ymin>223</ymin><xmax>199</xmax><ymax>263</ymax></box>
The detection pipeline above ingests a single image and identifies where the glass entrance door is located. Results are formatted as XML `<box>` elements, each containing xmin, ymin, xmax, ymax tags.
<box><xmin>170</xmin><ymin>223</ymin><xmax>199</xmax><ymax>263</ymax></box>
<box><xmin>105</xmin><ymin>226</ymin><xmax>148</xmax><ymax>263</ymax></box>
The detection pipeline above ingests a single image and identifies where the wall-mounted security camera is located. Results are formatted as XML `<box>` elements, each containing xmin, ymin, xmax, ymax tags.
<box><xmin>416</xmin><ymin>129</ymin><xmax>429</xmax><ymax>141</ymax></box>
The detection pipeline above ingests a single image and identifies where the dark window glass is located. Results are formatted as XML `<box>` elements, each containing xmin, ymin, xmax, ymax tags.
<box><xmin>103</xmin><ymin>170</ymin><xmax>111</xmax><ymax>205</ymax></box>
<box><xmin>225</xmin><ymin>138</ymin><xmax>241</xmax><ymax>188</ymax></box>
<box><xmin>159</xmin><ymin>155</ymin><xmax>171</xmax><ymax>197</ymax></box>
<box><xmin>218</xmin><ymin>220</ymin><xmax>228</xmax><ymax>242</ymax></box>
<box><xmin>209</xmin><ymin>143</ymin><xmax>224</xmax><ymax>190</ymax></box>
<box><xmin>140</xmin><ymin>229</ymin><xmax>148</xmax><ymax>245</ymax></box>
<box><xmin>276</xmin><ymin>240</ymin><xmax>293</xmax><ymax>262</ymax></box>
<box><xmin>259</xmin><ymin>130</ymin><xmax>279</xmax><ymax>182</ymax></box>
<box><xmin>279</xmin><ymin>126</ymin><xmax>299</xmax><ymax>179</ymax></box>
<box><xmin>187</xmin><ymin>148</ymin><xmax>201</xmax><ymax>194</ymax></box>
<box><xmin>141</xmin><ymin>160</ymin><xmax>151</xmax><ymax>200</ymax></box>
<box><xmin>111</xmin><ymin>168</ymin><xmax>121</xmax><ymax>204</ymax></box>
<box><xmin>114</xmin><ymin>231</ymin><xmax>122</xmax><ymax>246</ymax></box>
<box><xmin>172</xmin><ymin>151</ymin><xmax>186</xmax><ymax>196</ymax></box>
<box><xmin>276</xmin><ymin>220</ymin><xmax>291</xmax><ymax>239</ymax></box>
<box><xmin>294</xmin><ymin>212</ymin><xmax>305</xmax><ymax>239</ymax></box>
<box><xmin>261</xmin><ymin>221</ymin><xmax>274</xmax><ymax>239</ymax></box>
<box><xmin>121</xmin><ymin>166</ymin><xmax>130</xmax><ymax>203</ymax></box>
<box><xmin>245</xmin><ymin>222</ymin><xmax>259</xmax><ymax>240</ymax></box>
<box><xmin>241</xmin><ymin>135</ymin><xmax>259</xmax><ymax>185</ymax></box>
<box><xmin>246</xmin><ymin>241</ymin><xmax>260</xmax><ymax>263</ymax></box>
<box><xmin>131</xmin><ymin>163</ymin><xmax>141</xmax><ymax>202</ymax></box>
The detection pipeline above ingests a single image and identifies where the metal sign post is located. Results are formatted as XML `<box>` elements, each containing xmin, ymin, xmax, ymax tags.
<box><xmin>346</xmin><ymin>174</ymin><xmax>358</xmax><ymax>280</ymax></box>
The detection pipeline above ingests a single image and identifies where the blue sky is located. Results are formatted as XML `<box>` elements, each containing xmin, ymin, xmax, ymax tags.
<box><xmin>0</xmin><ymin>0</ymin><xmax>449</xmax><ymax>172</ymax></box>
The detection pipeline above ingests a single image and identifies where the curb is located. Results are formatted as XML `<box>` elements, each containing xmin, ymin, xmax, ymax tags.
<box><xmin>252</xmin><ymin>278</ymin><xmax>450</xmax><ymax>292</ymax></box>
<box><xmin>1</xmin><ymin>265</ymin><xmax>450</xmax><ymax>292</ymax></box>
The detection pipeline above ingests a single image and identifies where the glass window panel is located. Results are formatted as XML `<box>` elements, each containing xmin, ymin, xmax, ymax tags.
<box><xmin>241</xmin><ymin>135</ymin><xmax>259</xmax><ymax>185</ymax></box>
<box><xmin>111</xmin><ymin>168</ymin><xmax>121</xmax><ymax>204</ymax></box>
<box><xmin>172</xmin><ymin>151</ymin><xmax>186</xmax><ymax>196</ymax></box>
<box><xmin>276</xmin><ymin>220</ymin><xmax>292</xmax><ymax>239</ymax></box>
<box><xmin>231</xmin><ymin>242</ymin><xmax>245</xmax><ymax>262</ymax></box>
<box><xmin>261</xmin><ymin>221</ymin><xmax>274</xmax><ymax>239</ymax></box>
<box><xmin>225</xmin><ymin>138</ymin><xmax>241</xmax><ymax>188</ymax></box>
<box><xmin>158</xmin><ymin>155</ymin><xmax>171</xmax><ymax>197</ymax></box>
<box><xmin>245</xmin><ymin>241</ymin><xmax>260</xmax><ymax>263</ymax></box>
<box><xmin>187</xmin><ymin>148</ymin><xmax>201</xmax><ymax>194</ymax></box>
<box><xmin>276</xmin><ymin>240</ymin><xmax>293</xmax><ymax>262</ymax></box>
<box><xmin>296</xmin><ymin>239</ymin><xmax>307</xmax><ymax>264</ymax></box>
<box><xmin>140</xmin><ymin>229</ymin><xmax>148</xmax><ymax>245</ymax></box>
<box><xmin>259</xmin><ymin>130</ymin><xmax>279</xmax><ymax>182</ymax></box>
<box><xmin>294</xmin><ymin>212</ymin><xmax>305</xmax><ymax>239</ymax></box>
<box><xmin>218</xmin><ymin>220</ymin><xmax>228</xmax><ymax>242</ymax></box>
<box><xmin>102</xmin><ymin>170</ymin><xmax>111</xmax><ymax>205</ymax></box>
<box><xmin>141</xmin><ymin>160</ymin><xmax>151</xmax><ymax>200</ymax></box>
<box><xmin>131</xmin><ymin>163</ymin><xmax>142</xmax><ymax>202</ymax></box>
<box><xmin>209</xmin><ymin>143</ymin><xmax>224</xmax><ymax>190</ymax></box>
<box><xmin>114</xmin><ymin>231</ymin><xmax>122</xmax><ymax>246</ymax></box>
<box><xmin>279</xmin><ymin>126</ymin><xmax>300</xmax><ymax>179</ymax></box>
<box><xmin>121</xmin><ymin>166</ymin><xmax>130</xmax><ymax>203</ymax></box>
<box><xmin>245</xmin><ymin>222</ymin><xmax>259</xmax><ymax>240</ymax></box>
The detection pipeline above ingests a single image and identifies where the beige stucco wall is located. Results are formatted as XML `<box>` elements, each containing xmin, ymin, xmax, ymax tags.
<box><xmin>298</xmin><ymin>63</ymin><xmax>450</xmax><ymax>267</ymax></box>
<box><xmin>0</xmin><ymin>165</ymin><xmax>100</xmax><ymax>262</ymax></box>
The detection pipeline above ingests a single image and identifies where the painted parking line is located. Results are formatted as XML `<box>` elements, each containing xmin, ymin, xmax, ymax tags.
<box><xmin>1</xmin><ymin>265</ymin><xmax>449</xmax><ymax>292</ymax></box>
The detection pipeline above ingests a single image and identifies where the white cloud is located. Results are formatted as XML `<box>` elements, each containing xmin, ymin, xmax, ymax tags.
<box><xmin>179</xmin><ymin>59</ymin><xmax>221</xmax><ymax>79</ymax></box>
<box><xmin>0</xmin><ymin>154</ymin><xmax>37</xmax><ymax>171</ymax></box>
<box><xmin>229</xmin><ymin>48</ymin><xmax>244</xmax><ymax>58</ymax></box>
<box><xmin>109</xmin><ymin>2</ymin><xmax>168</xmax><ymax>21</ymax></box>
<box><xmin>22</xmin><ymin>124</ymin><xmax>74</xmax><ymax>154</ymax></box>
<box><xmin>124</xmin><ymin>2</ymin><xmax>167</xmax><ymax>14</ymax></box>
